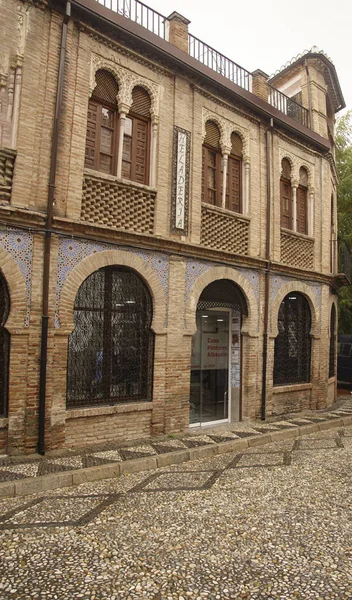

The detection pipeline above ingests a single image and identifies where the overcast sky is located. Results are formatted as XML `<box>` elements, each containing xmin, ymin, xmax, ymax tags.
<box><xmin>147</xmin><ymin>0</ymin><xmax>351</xmax><ymax>114</ymax></box>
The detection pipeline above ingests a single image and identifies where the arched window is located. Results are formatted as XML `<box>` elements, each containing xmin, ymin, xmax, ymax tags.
<box><xmin>226</xmin><ymin>133</ymin><xmax>243</xmax><ymax>213</ymax></box>
<box><xmin>202</xmin><ymin>121</ymin><xmax>222</xmax><ymax>206</ymax></box>
<box><xmin>0</xmin><ymin>273</ymin><xmax>10</xmax><ymax>417</ymax></box>
<box><xmin>122</xmin><ymin>86</ymin><xmax>151</xmax><ymax>185</ymax></box>
<box><xmin>85</xmin><ymin>70</ymin><xmax>119</xmax><ymax>175</ymax></box>
<box><xmin>273</xmin><ymin>292</ymin><xmax>311</xmax><ymax>386</ymax></box>
<box><xmin>329</xmin><ymin>304</ymin><xmax>336</xmax><ymax>378</ymax></box>
<box><xmin>297</xmin><ymin>167</ymin><xmax>308</xmax><ymax>234</ymax></box>
<box><xmin>280</xmin><ymin>158</ymin><xmax>292</xmax><ymax>229</ymax></box>
<box><xmin>67</xmin><ymin>266</ymin><xmax>154</xmax><ymax>408</ymax></box>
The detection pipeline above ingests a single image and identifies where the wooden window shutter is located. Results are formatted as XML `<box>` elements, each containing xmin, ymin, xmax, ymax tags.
<box><xmin>204</xmin><ymin>121</ymin><xmax>221</xmax><ymax>149</ymax></box>
<box><xmin>131</xmin><ymin>86</ymin><xmax>151</xmax><ymax>118</ymax></box>
<box><xmin>93</xmin><ymin>70</ymin><xmax>119</xmax><ymax>105</ymax></box>
<box><xmin>201</xmin><ymin>146</ymin><xmax>206</xmax><ymax>202</ymax></box>
<box><xmin>132</xmin><ymin>118</ymin><xmax>148</xmax><ymax>184</ymax></box>
<box><xmin>280</xmin><ymin>178</ymin><xmax>292</xmax><ymax>229</ymax></box>
<box><xmin>226</xmin><ymin>156</ymin><xmax>241</xmax><ymax>213</ymax></box>
<box><xmin>297</xmin><ymin>186</ymin><xmax>308</xmax><ymax>234</ymax></box>
<box><xmin>85</xmin><ymin>100</ymin><xmax>98</xmax><ymax>169</ymax></box>
<box><xmin>231</xmin><ymin>133</ymin><xmax>243</xmax><ymax>157</ymax></box>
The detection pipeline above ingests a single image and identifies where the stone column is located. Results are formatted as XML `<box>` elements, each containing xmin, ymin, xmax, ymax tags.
<box><xmin>243</xmin><ymin>157</ymin><xmax>250</xmax><ymax>215</ymax></box>
<box><xmin>221</xmin><ymin>151</ymin><xmax>229</xmax><ymax>208</ymax></box>
<box><xmin>308</xmin><ymin>187</ymin><xmax>315</xmax><ymax>238</ymax></box>
<box><xmin>165</xmin><ymin>12</ymin><xmax>191</xmax><ymax>53</ymax></box>
<box><xmin>292</xmin><ymin>182</ymin><xmax>298</xmax><ymax>232</ymax></box>
<box><xmin>10</xmin><ymin>56</ymin><xmax>23</xmax><ymax>149</ymax></box>
<box><xmin>149</xmin><ymin>118</ymin><xmax>158</xmax><ymax>188</ymax></box>
<box><xmin>116</xmin><ymin>107</ymin><xmax>128</xmax><ymax>179</ymax></box>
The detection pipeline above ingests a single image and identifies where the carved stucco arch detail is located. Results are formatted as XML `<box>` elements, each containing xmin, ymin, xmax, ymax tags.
<box><xmin>202</xmin><ymin>110</ymin><xmax>226</xmax><ymax>149</ymax></box>
<box><xmin>298</xmin><ymin>161</ymin><xmax>314</xmax><ymax>187</ymax></box>
<box><xmin>0</xmin><ymin>246</ymin><xmax>27</xmax><ymax>332</ymax></box>
<box><xmin>125</xmin><ymin>78</ymin><xmax>160</xmax><ymax>121</ymax></box>
<box><xmin>270</xmin><ymin>281</ymin><xmax>320</xmax><ymax>339</ymax></box>
<box><xmin>185</xmin><ymin>266</ymin><xmax>258</xmax><ymax>336</ymax></box>
<box><xmin>58</xmin><ymin>250</ymin><xmax>166</xmax><ymax>335</ymax></box>
<box><xmin>279</xmin><ymin>152</ymin><xmax>296</xmax><ymax>178</ymax></box>
<box><xmin>224</xmin><ymin>123</ymin><xmax>249</xmax><ymax>158</ymax></box>
<box><xmin>89</xmin><ymin>55</ymin><xmax>127</xmax><ymax>99</ymax></box>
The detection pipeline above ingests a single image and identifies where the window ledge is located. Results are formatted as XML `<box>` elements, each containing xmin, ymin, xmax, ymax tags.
<box><xmin>83</xmin><ymin>168</ymin><xmax>157</xmax><ymax>194</ymax></box>
<box><xmin>281</xmin><ymin>227</ymin><xmax>314</xmax><ymax>242</ymax></box>
<box><xmin>66</xmin><ymin>401</ymin><xmax>153</xmax><ymax>420</ymax></box>
<box><xmin>201</xmin><ymin>202</ymin><xmax>250</xmax><ymax>221</ymax></box>
<box><xmin>273</xmin><ymin>382</ymin><xmax>312</xmax><ymax>394</ymax></box>
<box><xmin>328</xmin><ymin>376</ymin><xmax>336</xmax><ymax>383</ymax></box>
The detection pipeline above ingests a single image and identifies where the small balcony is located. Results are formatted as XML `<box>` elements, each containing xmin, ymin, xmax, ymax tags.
<box><xmin>280</xmin><ymin>229</ymin><xmax>314</xmax><ymax>270</ymax></box>
<box><xmin>201</xmin><ymin>204</ymin><xmax>249</xmax><ymax>255</ymax></box>
<box><xmin>81</xmin><ymin>169</ymin><xmax>156</xmax><ymax>235</ymax></box>
<box><xmin>0</xmin><ymin>148</ymin><xmax>16</xmax><ymax>203</ymax></box>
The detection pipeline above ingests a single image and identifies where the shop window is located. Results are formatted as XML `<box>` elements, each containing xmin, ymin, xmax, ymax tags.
<box><xmin>0</xmin><ymin>273</ymin><xmax>10</xmax><ymax>417</ymax></box>
<box><xmin>67</xmin><ymin>266</ymin><xmax>154</xmax><ymax>408</ymax></box>
<box><xmin>273</xmin><ymin>292</ymin><xmax>311</xmax><ymax>386</ymax></box>
<box><xmin>84</xmin><ymin>70</ymin><xmax>119</xmax><ymax>175</ymax></box>
<box><xmin>226</xmin><ymin>133</ymin><xmax>243</xmax><ymax>213</ymax></box>
<box><xmin>122</xmin><ymin>86</ymin><xmax>151</xmax><ymax>185</ymax></box>
<box><xmin>329</xmin><ymin>304</ymin><xmax>336</xmax><ymax>378</ymax></box>
<box><xmin>280</xmin><ymin>158</ymin><xmax>292</xmax><ymax>229</ymax></box>
<box><xmin>297</xmin><ymin>167</ymin><xmax>308</xmax><ymax>234</ymax></box>
<box><xmin>202</xmin><ymin>121</ymin><xmax>222</xmax><ymax>206</ymax></box>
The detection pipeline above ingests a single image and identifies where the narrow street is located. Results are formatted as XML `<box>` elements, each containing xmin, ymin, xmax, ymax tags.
<box><xmin>0</xmin><ymin>426</ymin><xmax>351</xmax><ymax>599</ymax></box>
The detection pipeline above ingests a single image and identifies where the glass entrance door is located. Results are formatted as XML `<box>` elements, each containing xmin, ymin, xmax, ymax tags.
<box><xmin>190</xmin><ymin>310</ymin><xmax>230</xmax><ymax>426</ymax></box>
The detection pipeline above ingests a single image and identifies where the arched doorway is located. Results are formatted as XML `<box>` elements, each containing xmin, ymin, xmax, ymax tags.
<box><xmin>190</xmin><ymin>279</ymin><xmax>248</xmax><ymax>426</ymax></box>
<box><xmin>0</xmin><ymin>273</ymin><xmax>10</xmax><ymax>417</ymax></box>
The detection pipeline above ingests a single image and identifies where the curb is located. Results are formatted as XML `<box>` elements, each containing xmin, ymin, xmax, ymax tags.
<box><xmin>0</xmin><ymin>417</ymin><xmax>347</xmax><ymax>499</ymax></box>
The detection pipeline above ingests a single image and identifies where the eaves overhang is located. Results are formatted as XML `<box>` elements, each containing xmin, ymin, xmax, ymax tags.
<box><xmin>52</xmin><ymin>0</ymin><xmax>331</xmax><ymax>153</ymax></box>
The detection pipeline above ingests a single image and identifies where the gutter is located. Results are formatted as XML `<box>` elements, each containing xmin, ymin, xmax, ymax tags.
<box><xmin>38</xmin><ymin>0</ymin><xmax>71</xmax><ymax>455</ymax></box>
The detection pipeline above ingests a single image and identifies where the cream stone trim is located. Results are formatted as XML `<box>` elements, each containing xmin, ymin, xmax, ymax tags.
<box><xmin>0</xmin><ymin>246</ymin><xmax>27</xmax><ymax>332</ymax></box>
<box><xmin>185</xmin><ymin>266</ymin><xmax>258</xmax><ymax>336</ymax></box>
<box><xmin>58</xmin><ymin>250</ymin><xmax>166</xmax><ymax>335</ymax></box>
<box><xmin>270</xmin><ymin>281</ymin><xmax>320</xmax><ymax>338</ymax></box>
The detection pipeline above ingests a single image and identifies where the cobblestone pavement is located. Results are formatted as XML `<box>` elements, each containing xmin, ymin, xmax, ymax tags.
<box><xmin>1</xmin><ymin>397</ymin><xmax>352</xmax><ymax>485</ymax></box>
<box><xmin>0</xmin><ymin>425</ymin><xmax>352</xmax><ymax>599</ymax></box>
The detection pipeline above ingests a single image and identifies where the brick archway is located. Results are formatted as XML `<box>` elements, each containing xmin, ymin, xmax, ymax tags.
<box><xmin>0</xmin><ymin>246</ymin><xmax>27</xmax><ymax>332</ymax></box>
<box><xmin>270</xmin><ymin>281</ymin><xmax>320</xmax><ymax>339</ymax></box>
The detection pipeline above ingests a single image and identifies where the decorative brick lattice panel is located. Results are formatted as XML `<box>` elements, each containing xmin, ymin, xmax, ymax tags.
<box><xmin>0</xmin><ymin>148</ymin><xmax>16</xmax><ymax>202</ymax></box>
<box><xmin>201</xmin><ymin>204</ymin><xmax>249</xmax><ymax>254</ymax></box>
<box><xmin>280</xmin><ymin>230</ymin><xmax>314</xmax><ymax>270</ymax></box>
<box><xmin>81</xmin><ymin>174</ymin><xmax>156</xmax><ymax>234</ymax></box>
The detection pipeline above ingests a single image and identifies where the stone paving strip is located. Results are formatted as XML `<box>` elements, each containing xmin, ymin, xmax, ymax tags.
<box><xmin>0</xmin><ymin>427</ymin><xmax>352</xmax><ymax>598</ymax></box>
<box><xmin>0</xmin><ymin>397</ymin><xmax>352</xmax><ymax>499</ymax></box>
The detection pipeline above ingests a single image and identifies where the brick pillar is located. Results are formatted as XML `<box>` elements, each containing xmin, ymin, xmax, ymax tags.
<box><xmin>165</xmin><ymin>12</ymin><xmax>190</xmax><ymax>54</ymax></box>
<box><xmin>252</xmin><ymin>69</ymin><xmax>269</xmax><ymax>102</ymax></box>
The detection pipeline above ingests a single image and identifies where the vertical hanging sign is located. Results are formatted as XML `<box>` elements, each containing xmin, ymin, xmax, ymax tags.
<box><xmin>171</xmin><ymin>126</ymin><xmax>190</xmax><ymax>235</ymax></box>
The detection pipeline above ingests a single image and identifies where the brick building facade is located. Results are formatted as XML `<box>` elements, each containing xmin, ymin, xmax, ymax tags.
<box><xmin>0</xmin><ymin>0</ymin><xmax>347</xmax><ymax>455</ymax></box>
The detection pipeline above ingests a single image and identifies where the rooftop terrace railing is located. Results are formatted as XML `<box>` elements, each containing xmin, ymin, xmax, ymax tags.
<box><xmin>96</xmin><ymin>0</ymin><xmax>166</xmax><ymax>38</ymax></box>
<box><xmin>268</xmin><ymin>86</ymin><xmax>309</xmax><ymax>127</ymax></box>
<box><xmin>94</xmin><ymin>1</ymin><xmax>310</xmax><ymax>128</ymax></box>
<box><xmin>188</xmin><ymin>34</ymin><xmax>252</xmax><ymax>92</ymax></box>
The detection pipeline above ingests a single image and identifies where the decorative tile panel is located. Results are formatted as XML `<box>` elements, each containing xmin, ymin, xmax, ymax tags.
<box><xmin>55</xmin><ymin>238</ymin><xmax>169</xmax><ymax>328</ymax></box>
<box><xmin>0</xmin><ymin>227</ymin><xmax>33</xmax><ymax>326</ymax></box>
<box><xmin>270</xmin><ymin>275</ymin><xmax>322</xmax><ymax>308</ymax></box>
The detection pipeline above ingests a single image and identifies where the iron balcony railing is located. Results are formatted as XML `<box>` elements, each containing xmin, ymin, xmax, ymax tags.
<box><xmin>188</xmin><ymin>34</ymin><xmax>252</xmax><ymax>92</ymax></box>
<box><xmin>339</xmin><ymin>239</ymin><xmax>351</xmax><ymax>284</ymax></box>
<box><xmin>268</xmin><ymin>86</ymin><xmax>309</xmax><ymax>127</ymax></box>
<box><xmin>95</xmin><ymin>0</ymin><xmax>166</xmax><ymax>38</ymax></box>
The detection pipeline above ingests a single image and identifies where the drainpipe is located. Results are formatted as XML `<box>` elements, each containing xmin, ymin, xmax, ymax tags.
<box><xmin>38</xmin><ymin>1</ymin><xmax>71</xmax><ymax>455</ymax></box>
<box><xmin>261</xmin><ymin>118</ymin><xmax>273</xmax><ymax>420</ymax></box>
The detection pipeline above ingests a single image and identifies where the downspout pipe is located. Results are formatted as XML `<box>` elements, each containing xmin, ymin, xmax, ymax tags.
<box><xmin>38</xmin><ymin>1</ymin><xmax>71</xmax><ymax>455</ymax></box>
<box><xmin>261</xmin><ymin>118</ymin><xmax>274</xmax><ymax>420</ymax></box>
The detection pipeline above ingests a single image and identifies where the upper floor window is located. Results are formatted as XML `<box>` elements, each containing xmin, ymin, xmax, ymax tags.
<box><xmin>85</xmin><ymin>70</ymin><xmax>119</xmax><ymax>175</ymax></box>
<box><xmin>226</xmin><ymin>133</ymin><xmax>243</xmax><ymax>213</ymax></box>
<box><xmin>280</xmin><ymin>158</ymin><xmax>292</xmax><ymax>229</ymax></box>
<box><xmin>85</xmin><ymin>73</ymin><xmax>151</xmax><ymax>185</ymax></box>
<box><xmin>202</xmin><ymin>121</ymin><xmax>222</xmax><ymax>206</ymax></box>
<box><xmin>122</xmin><ymin>87</ymin><xmax>151</xmax><ymax>185</ymax></box>
<box><xmin>297</xmin><ymin>167</ymin><xmax>308</xmax><ymax>234</ymax></box>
